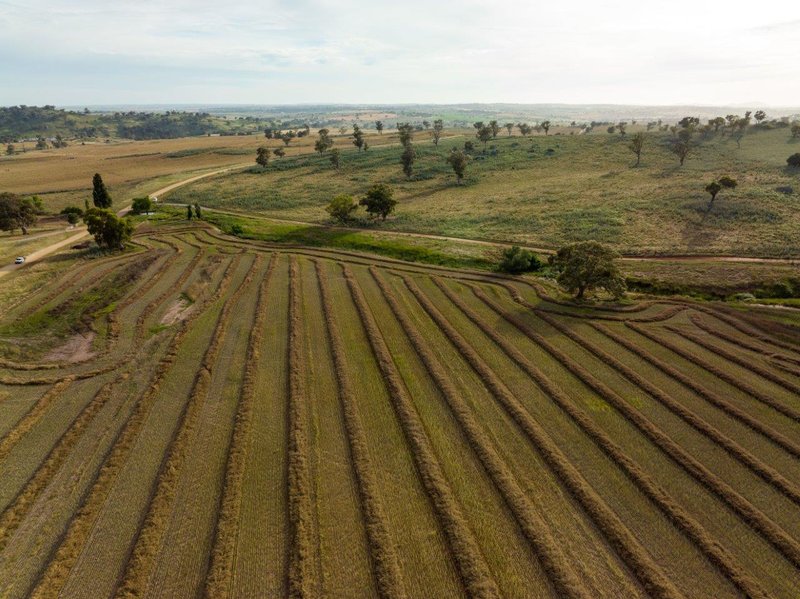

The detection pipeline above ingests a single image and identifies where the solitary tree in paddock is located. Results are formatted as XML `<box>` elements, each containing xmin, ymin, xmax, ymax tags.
<box><xmin>375</xmin><ymin>120</ymin><xmax>384</xmax><ymax>134</ymax></box>
<box><xmin>446</xmin><ymin>149</ymin><xmax>469</xmax><ymax>184</ymax></box>
<box><xmin>432</xmin><ymin>119</ymin><xmax>444</xmax><ymax>146</ymax></box>
<box><xmin>256</xmin><ymin>146</ymin><xmax>270</xmax><ymax>168</ymax></box>
<box><xmin>550</xmin><ymin>241</ymin><xmax>625</xmax><ymax>299</ymax></box>
<box><xmin>628</xmin><ymin>132</ymin><xmax>645</xmax><ymax>166</ymax></box>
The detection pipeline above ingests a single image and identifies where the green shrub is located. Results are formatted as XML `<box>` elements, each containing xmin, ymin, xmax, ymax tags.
<box><xmin>498</xmin><ymin>246</ymin><xmax>542</xmax><ymax>274</ymax></box>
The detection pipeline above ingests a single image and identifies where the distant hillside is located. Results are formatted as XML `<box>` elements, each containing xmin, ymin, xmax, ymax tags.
<box><xmin>0</xmin><ymin>105</ymin><xmax>272</xmax><ymax>142</ymax></box>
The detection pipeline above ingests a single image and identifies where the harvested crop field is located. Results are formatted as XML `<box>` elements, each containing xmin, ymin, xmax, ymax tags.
<box><xmin>0</xmin><ymin>221</ymin><xmax>798</xmax><ymax>598</ymax></box>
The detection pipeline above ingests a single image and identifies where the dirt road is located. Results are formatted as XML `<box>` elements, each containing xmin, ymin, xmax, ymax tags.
<box><xmin>0</xmin><ymin>165</ymin><xmax>247</xmax><ymax>279</ymax></box>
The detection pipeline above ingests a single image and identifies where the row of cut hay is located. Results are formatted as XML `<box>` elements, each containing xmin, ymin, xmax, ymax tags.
<box><xmin>114</xmin><ymin>254</ymin><xmax>260</xmax><ymax>598</ymax></box>
<box><xmin>695</xmin><ymin>307</ymin><xmax>800</xmax><ymax>355</ymax></box>
<box><xmin>173</xmin><ymin>234</ymin><xmax>203</xmax><ymax>251</ymax></box>
<box><xmin>11</xmin><ymin>251</ymin><xmax>141</xmax><ymax>321</ymax></box>
<box><xmin>591</xmin><ymin>323</ymin><xmax>800</xmax><ymax>460</ymax></box>
<box><xmin>689</xmin><ymin>315</ymin><xmax>800</xmax><ymax>366</ymax></box>
<box><xmin>396</xmin><ymin>271</ymin><xmax>682</xmax><ymax>599</ymax></box>
<box><xmin>665</xmin><ymin>325</ymin><xmax>800</xmax><ymax>414</ymax></box>
<box><xmin>375</xmin><ymin>269</ymin><xmax>595</xmax><ymax>599</ymax></box>
<box><xmin>537</xmin><ymin>302</ymin><xmax>686</xmax><ymax>323</ymax></box>
<box><xmin>105</xmin><ymin>248</ymin><xmax>180</xmax><ymax>347</ymax></box>
<box><xmin>0</xmin><ymin>372</ymin><xmax>129</xmax><ymax>552</ymax></box>
<box><xmin>628</xmin><ymin>323</ymin><xmax>800</xmax><ymax>424</ymax></box>
<box><xmin>315</xmin><ymin>262</ymin><xmax>407</xmax><ymax>599</ymax></box>
<box><xmin>536</xmin><ymin>311</ymin><xmax>800</xmax><ymax>506</ymax></box>
<box><xmin>476</xmin><ymin>285</ymin><xmax>800</xmax><ymax>571</ymax></box>
<box><xmin>202</xmin><ymin>254</ymin><xmax>277</xmax><ymax>598</ymax></box>
<box><xmin>433</xmin><ymin>277</ymin><xmax>770</xmax><ymax>599</ymax></box>
<box><xmin>514</xmin><ymin>277</ymin><xmax>673</xmax><ymax>313</ymax></box>
<box><xmin>131</xmin><ymin>244</ymin><xmax>207</xmax><ymax>343</ymax></box>
<box><xmin>342</xmin><ymin>264</ymin><xmax>501</xmax><ymax>599</ymax></box>
<box><xmin>0</xmin><ymin>377</ymin><xmax>75</xmax><ymax>463</ymax></box>
<box><xmin>286</xmin><ymin>257</ymin><xmax>317</xmax><ymax>599</ymax></box>
<box><xmin>772</xmin><ymin>359</ymin><xmax>800</xmax><ymax>378</ymax></box>
<box><xmin>28</xmin><ymin>256</ymin><xmax>241</xmax><ymax>599</ymax></box>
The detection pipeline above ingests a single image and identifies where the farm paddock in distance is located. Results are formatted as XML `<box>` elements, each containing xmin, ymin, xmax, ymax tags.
<box><xmin>0</xmin><ymin>219</ymin><xmax>798</xmax><ymax>598</ymax></box>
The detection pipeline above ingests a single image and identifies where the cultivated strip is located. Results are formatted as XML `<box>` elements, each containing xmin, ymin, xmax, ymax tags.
<box><xmin>666</xmin><ymin>325</ymin><xmax>800</xmax><ymax>415</ymax></box>
<box><xmin>28</xmin><ymin>256</ymin><xmax>240</xmax><ymax>599</ymax></box>
<box><xmin>0</xmin><ymin>372</ymin><xmax>129</xmax><ymax>552</ymax></box>
<box><xmin>287</xmin><ymin>256</ymin><xmax>317</xmax><ymax>599</ymax></box>
<box><xmin>394</xmin><ymin>272</ymin><xmax>683</xmax><ymax>599</ymax></box>
<box><xmin>343</xmin><ymin>265</ymin><xmax>500</xmax><ymax>599</ymax></box>
<box><xmin>0</xmin><ymin>377</ymin><xmax>75</xmax><ymax>463</ymax></box>
<box><xmin>477</xmin><ymin>285</ymin><xmax>800</xmax><ymax>570</ymax></box>
<box><xmin>203</xmin><ymin>254</ymin><xmax>277</xmax><ymax>598</ymax></box>
<box><xmin>535</xmin><ymin>310</ymin><xmax>800</xmax><ymax>506</ymax></box>
<box><xmin>628</xmin><ymin>323</ymin><xmax>800</xmax><ymax>424</ymax></box>
<box><xmin>115</xmin><ymin>255</ymin><xmax>260</xmax><ymax>598</ymax></box>
<box><xmin>315</xmin><ymin>261</ymin><xmax>407</xmax><ymax>599</ymax></box>
<box><xmin>590</xmin><ymin>323</ymin><xmax>800</xmax><ymax>460</ymax></box>
<box><xmin>431</xmin><ymin>277</ymin><xmax>769</xmax><ymax>599</ymax></box>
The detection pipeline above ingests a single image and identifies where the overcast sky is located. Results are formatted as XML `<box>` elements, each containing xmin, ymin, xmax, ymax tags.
<box><xmin>1</xmin><ymin>0</ymin><xmax>798</xmax><ymax>106</ymax></box>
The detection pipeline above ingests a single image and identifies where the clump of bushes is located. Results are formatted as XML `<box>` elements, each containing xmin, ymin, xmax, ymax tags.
<box><xmin>130</xmin><ymin>196</ymin><xmax>153</xmax><ymax>215</ymax></box>
<box><xmin>498</xmin><ymin>246</ymin><xmax>542</xmax><ymax>274</ymax></box>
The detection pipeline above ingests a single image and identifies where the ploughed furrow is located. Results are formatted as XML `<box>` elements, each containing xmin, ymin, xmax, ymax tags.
<box><xmin>28</xmin><ymin>256</ymin><xmax>240</xmax><ymax>599</ymax></box>
<box><xmin>666</xmin><ymin>325</ymin><xmax>800</xmax><ymax>415</ymax></box>
<box><xmin>287</xmin><ymin>256</ymin><xmax>318</xmax><ymax>599</ymax></box>
<box><xmin>0</xmin><ymin>372</ymin><xmax>129</xmax><ymax>553</ymax></box>
<box><xmin>590</xmin><ymin>322</ymin><xmax>800</xmax><ymax>460</ymax></box>
<box><xmin>535</xmin><ymin>310</ymin><xmax>800</xmax><ymax>507</ymax></box>
<box><xmin>628</xmin><ymin>323</ymin><xmax>800</xmax><ymax>424</ymax></box>
<box><xmin>0</xmin><ymin>377</ymin><xmax>75</xmax><ymax>463</ymax></box>
<box><xmin>476</xmin><ymin>285</ymin><xmax>800</xmax><ymax>571</ymax></box>
<box><xmin>343</xmin><ymin>264</ymin><xmax>500</xmax><ymax>599</ymax></box>
<box><xmin>690</xmin><ymin>314</ymin><xmax>800</xmax><ymax>366</ymax></box>
<box><xmin>376</xmin><ymin>269</ymin><xmax>607</xmax><ymax>599</ymax></box>
<box><xmin>315</xmin><ymin>262</ymin><xmax>406</xmax><ymax>599</ymax></box>
<box><xmin>395</xmin><ymin>271</ymin><xmax>685</xmax><ymax>599</ymax></box>
<box><xmin>432</xmin><ymin>277</ymin><xmax>770</xmax><ymax>599</ymax></box>
<box><xmin>115</xmin><ymin>254</ymin><xmax>260</xmax><ymax>598</ymax></box>
<box><xmin>204</xmin><ymin>254</ymin><xmax>277</xmax><ymax>599</ymax></box>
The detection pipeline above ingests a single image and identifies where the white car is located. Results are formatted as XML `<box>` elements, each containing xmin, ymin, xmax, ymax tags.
<box><xmin>14</xmin><ymin>256</ymin><xmax>25</xmax><ymax>264</ymax></box>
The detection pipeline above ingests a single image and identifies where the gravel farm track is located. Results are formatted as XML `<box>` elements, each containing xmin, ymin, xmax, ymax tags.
<box><xmin>0</xmin><ymin>219</ymin><xmax>799</xmax><ymax>598</ymax></box>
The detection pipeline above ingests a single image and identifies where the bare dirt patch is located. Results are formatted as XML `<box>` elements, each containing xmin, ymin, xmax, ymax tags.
<box><xmin>44</xmin><ymin>332</ymin><xmax>96</xmax><ymax>363</ymax></box>
<box><xmin>161</xmin><ymin>298</ymin><xmax>193</xmax><ymax>325</ymax></box>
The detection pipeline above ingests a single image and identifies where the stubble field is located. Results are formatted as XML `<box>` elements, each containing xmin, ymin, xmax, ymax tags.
<box><xmin>0</xmin><ymin>218</ymin><xmax>798</xmax><ymax>597</ymax></box>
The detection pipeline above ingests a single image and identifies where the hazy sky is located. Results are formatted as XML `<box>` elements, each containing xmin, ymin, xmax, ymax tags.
<box><xmin>1</xmin><ymin>0</ymin><xmax>798</xmax><ymax>106</ymax></box>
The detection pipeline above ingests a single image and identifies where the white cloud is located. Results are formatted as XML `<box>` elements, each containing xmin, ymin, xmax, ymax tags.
<box><xmin>1</xmin><ymin>0</ymin><xmax>798</xmax><ymax>105</ymax></box>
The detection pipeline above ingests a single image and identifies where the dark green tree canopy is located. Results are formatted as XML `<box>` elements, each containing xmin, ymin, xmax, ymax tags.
<box><xmin>256</xmin><ymin>146</ymin><xmax>270</xmax><ymax>168</ymax></box>
<box><xmin>446</xmin><ymin>149</ymin><xmax>469</xmax><ymax>184</ymax></box>
<box><xmin>92</xmin><ymin>173</ymin><xmax>112</xmax><ymax>208</ymax></box>
<box><xmin>326</xmin><ymin>193</ymin><xmax>357</xmax><ymax>223</ymax></box>
<box><xmin>550</xmin><ymin>241</ymin><xmax>626</xmax><ymax>299</ymax></box>
<box><xmin>131</xmin><ymin>196</ymin><xmax>153</xmax><ymax>215</ymax></box>
<box><xmin>498</xmin><ymin>246</ymin><xmax>542</xmax><ymax>274</ymax></box>
<box><xmin>787</xmin><ymin>153</ymin><xmax>800</xmax><ymax>168</ymax></box>
<box><xmin>0</xmin><ymin>192</ymin><xmax>37</xmax><ymax>234</ymax></box>
<box><xmin>400</xmin><ymin>144</ymin><xmax>415</xmax><ymax>179</ymax></box>
<box><xmin>432</xmin><ymin>119</ymin><xmax>444</xmax><ymax>146</ymax></box>
<box><xmin>359</xmin><ymin>184</ymin><xmax>396</xmax><ymax>220</ymax></box>
<box><xmin>84</xmin><ymin>207</ymin><xmax>133</xmax><ymax>250</ymax></box>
